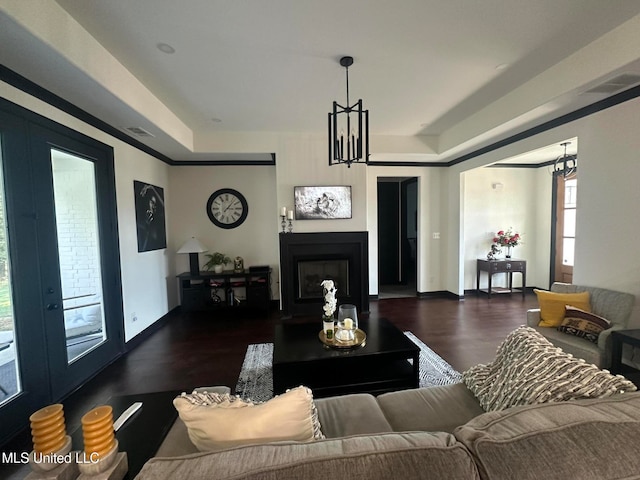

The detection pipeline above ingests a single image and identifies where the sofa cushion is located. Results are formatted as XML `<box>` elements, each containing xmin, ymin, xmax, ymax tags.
<box><xmin>549</xmin><ymin>282</ymin><xmax>634</xmax><ymax>327</ymax></box>
<box><xmin>463</xmin><ymin>326</ymin><xmax>636</xmax><ymax>411</ymax></box>
<box><xmin>557</xmin><ymin>305</ymin><xmax>610</xmax><ymax>343</ymax></box>
<box><xmin>315</xmin><ymin>393</ymin><xmax>393</xmax><ymax>438</ymax></box>
<box><xmin>377</xmin><ymin>383</ymin><xmax>484</xmax><ymax>433</ymax></box>
<box><xmin>173</xmin><ymin>386</ymin><xmax>324</xmax><ymax>452</ymax></box>
<box><xmin>534</xmin><ymin>289</ymin><xmax>591</xmax><ymax>327</ymax></box>
<box><xmin>137</xmin><ymin>431</ymin><xmax>480</xmax><ymax>480</ymax></box>
<box><xmin>454</xmin><ymin>393</ymin><xmax>640</xmax><ymax>480</ymax></box>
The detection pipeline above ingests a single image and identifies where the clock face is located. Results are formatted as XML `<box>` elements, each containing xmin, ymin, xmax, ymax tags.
<box><xmin>206</xmin><ymin>189</ymin><xmax>248</xmax><ymax>229</ymax></box>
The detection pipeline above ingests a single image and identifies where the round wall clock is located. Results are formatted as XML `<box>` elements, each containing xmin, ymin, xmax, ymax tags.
<box><xmin>206</xmin><ymin>188</ymin><xmax>248</xmax><ymax>229</ymax></box>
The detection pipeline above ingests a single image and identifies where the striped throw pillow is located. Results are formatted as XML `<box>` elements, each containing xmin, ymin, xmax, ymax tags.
<box><xmin>557</xmin><ymin>306</ymin><xmax>611</xmax><ymax>343</ymax></box>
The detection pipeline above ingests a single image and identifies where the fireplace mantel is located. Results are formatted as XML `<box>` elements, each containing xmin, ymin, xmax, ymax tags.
<box><xmin>279</xmin><ymin>232</ymin><xmax>369</xmax><ymax>317</ymax></box>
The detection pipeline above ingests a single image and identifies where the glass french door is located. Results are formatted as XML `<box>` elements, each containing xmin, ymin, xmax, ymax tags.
<box><xmin>0</xmin><ymin>136</ymin><xmax>21</xmax><ymax>406</ymax></box>
<box><xmin>0</xmin><ymin>101</ymin><xmax>123</xmax><ymax>443</ymax></box>
<box><xmin>30</xmin><ymin>126</ymin><xmax>122</xmax><ymax>401</ymax></box>
<box><xmin>553</xmin><ymin>173</ymin><xmax>577</xmax><ymax>284</ymax></box>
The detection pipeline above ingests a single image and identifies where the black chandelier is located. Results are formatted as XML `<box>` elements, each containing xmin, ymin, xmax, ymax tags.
<box><xmin>328</xmin><ymin>56</ymin><xmax>369</xmax><ymax>167</ymax></box>
<box><xmin>553</xmin><ymin>142</ymin><xmax>577</xmax><ymax>178</ymax></box>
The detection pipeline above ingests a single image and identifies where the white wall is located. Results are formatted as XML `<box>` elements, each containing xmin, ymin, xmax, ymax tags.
<box><xmin>168</xmin><ymin>165</ymin><xmax>279</xmax><ymax>297</ymax></box>
<box><xmin>572</xmin><ymin>98</ymin><xmax>640</xmax><ymax>326</ymax></box>
<box><xmin>462</xmin><ymin>166</ymin><xmax>552</xmax><ymax>291</ymax></box>
<box><xmin>275</xmin><ymin>134</ymin><xmax>367</xmax><ymax>233</ymax></box>
<box><xmin>116</xmin><ymin>150</ymin><xmax>171</xmax><ymax>341</ymax></box>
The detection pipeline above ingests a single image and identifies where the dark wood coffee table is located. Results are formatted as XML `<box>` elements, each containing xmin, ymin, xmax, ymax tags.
<box><xmin>273</xmin><ymin>317</ymin><xmax>419</xmax><ymax>398</ymax></box>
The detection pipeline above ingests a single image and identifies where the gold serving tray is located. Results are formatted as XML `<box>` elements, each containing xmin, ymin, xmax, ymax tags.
<box><xmin>319</xmin><ymin>328</ymin><xmax>366</xmax><ymax>349</ymax></box>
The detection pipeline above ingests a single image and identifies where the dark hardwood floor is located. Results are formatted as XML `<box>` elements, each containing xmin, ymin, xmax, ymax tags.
<box><xmin>0</xmin><ymin>293</ymin><xmax>537</xmax><ymax>478</ymax></box>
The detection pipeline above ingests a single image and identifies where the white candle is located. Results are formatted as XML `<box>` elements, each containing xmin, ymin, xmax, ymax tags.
<box><xmin>280</xmin><ymin>207</ymin><xmax>287</xmax><ymax>217</ymax></box>
<box><xmin>344</xmin><ymin>318</ymin><xmax>353</xmax><ymax>330</ymax></box>
<box><xmin>288</xmin><ymin>210</ymin><xmax>294</xmax><ymax>220</ymax></box>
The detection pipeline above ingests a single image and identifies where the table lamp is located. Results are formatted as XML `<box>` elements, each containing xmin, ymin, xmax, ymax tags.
<box><xmin>177</xmin><ymin>237</ymin><xmax>208</xmax><ymax>275</ymax></box>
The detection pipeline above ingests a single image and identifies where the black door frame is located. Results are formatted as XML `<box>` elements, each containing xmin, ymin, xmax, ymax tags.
<box><xmin>0</xmin><ymin>97</ymin><xmax>124</xmax><ymax>443</ymax></box>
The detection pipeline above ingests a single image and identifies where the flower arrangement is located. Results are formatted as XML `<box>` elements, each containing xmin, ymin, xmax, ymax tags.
<box><xmin>493</xmin><ymin>228</ymin><xmax>521</xmax><ymax>247</ymax></box>
<box><xmin>320</xmin><ymin>279</ymin><xmax>337</xmax><ymax>320</ymax></box>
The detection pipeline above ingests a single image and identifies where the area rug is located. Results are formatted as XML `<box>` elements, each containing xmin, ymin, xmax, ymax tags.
<box><xmin>234</xmin><ymin>331</ymin><xmax>462</xmax><ymax>402</ymax></box>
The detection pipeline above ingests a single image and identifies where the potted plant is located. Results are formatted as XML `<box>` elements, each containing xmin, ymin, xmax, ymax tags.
<box><xmin>204</xmin><ymin>252</ymin><xmax>231</xmax><ymax>273</ymax></box>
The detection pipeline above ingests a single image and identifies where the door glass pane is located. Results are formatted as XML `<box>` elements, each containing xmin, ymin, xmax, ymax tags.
<box><xmin>562</xmin><ymin>238</ymin><xmax>575</xmax><ymax>266</ymax></box>
<box><xmin>50</xmin><ymin>149</ymin><xmax>106</xmax><ymax>364</ymax></box>
<box><xmin>564</xmin><ymin>178</ymin><xmax>577</xmax><ymax>207</ymax></box>
<box><xmin>563</xmin><ymin>209</ymin><xmax>576</xmax><ymax>237</ymax></box>
<box><xmin>0</xmin><ymin>141</ymin><xmax>22</xmax><ymax>404</ymax></box>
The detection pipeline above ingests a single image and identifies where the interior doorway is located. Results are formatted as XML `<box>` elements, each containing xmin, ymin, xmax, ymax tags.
<box><xmin>377</xmin><ymin>177</ymin><xmax>418</xmax><ymax>299</ymax></box>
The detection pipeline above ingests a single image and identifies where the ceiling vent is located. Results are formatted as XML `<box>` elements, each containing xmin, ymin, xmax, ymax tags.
<box><xmin>122</xmin><ymin>126</ymin><xmax>155</xmax><ymax>138</ymax></box>
<box><xmin>584</xmin><ymin>73</ymin><xmax>640</xmax><ymax>94</ymax></box>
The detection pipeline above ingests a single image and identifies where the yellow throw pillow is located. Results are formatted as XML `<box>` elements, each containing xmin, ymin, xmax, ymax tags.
<box><xmin>173</xmin><ymin>386</ymin><xmax>324</xmax><ymax>452</ymax></box>
<box><xmin>534</xmin><ymin>289</ymin><xmax>591</xmax><ymax>327</ymax></box>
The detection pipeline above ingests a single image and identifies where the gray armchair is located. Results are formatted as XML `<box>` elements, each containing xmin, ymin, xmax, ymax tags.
<box><xmin>527</xmin><ymin>282</ymin><xmax>635</xmax><ymax>368</ymax></box>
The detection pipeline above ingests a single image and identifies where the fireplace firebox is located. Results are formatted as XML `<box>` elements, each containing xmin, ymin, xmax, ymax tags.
<box><xmin>279</xmin><ymin>232</ymin><xmax>368</xmax><ymax>317</ymax></box>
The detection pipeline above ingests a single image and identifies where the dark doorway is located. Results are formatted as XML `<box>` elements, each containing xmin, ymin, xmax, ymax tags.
<box><xmin>377</xmin><ymin>177</ymin><xmax>417</xmax><ymax>298</ymax></box>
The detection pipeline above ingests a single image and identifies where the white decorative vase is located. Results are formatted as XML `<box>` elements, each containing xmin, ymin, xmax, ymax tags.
<box><xmin>214</xmin><ymin>264</ymin><xmax>224</xmax><ymax>273</ymax></box>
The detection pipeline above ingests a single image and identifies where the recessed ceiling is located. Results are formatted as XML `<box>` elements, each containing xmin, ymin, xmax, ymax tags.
<box><xmin>494</xmin><ymin>139</ymin><xmax>578</xmax><ymax>166</ymax></box>
<box><xmin>1</xmin><ymin>1</ymin><xmax>640</xmax><ymax>162</ymax></box>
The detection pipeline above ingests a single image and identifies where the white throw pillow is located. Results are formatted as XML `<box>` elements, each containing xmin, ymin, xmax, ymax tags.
<box><xmin>173</xmin><ymin>386</ymin><xmax>324</xmax><ymax>451</ymax></box>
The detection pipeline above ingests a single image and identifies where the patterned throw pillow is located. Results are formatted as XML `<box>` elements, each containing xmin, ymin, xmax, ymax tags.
<box><xmin>534</xmin><ymin>289</ymin><xmax>591</xmax><ymax>327</ymax></box>
<box><xmin>173</xmin><ymin>386</ymin><xmax>324</xmax><ymax>451</ymax></box>
<box><xmin>557</xmin><ymin>306</ymin><xmax>611</xmax><ymax>343</ymax></box>
<box><xmin>463</xmin><ymin>326</ymin><xmax>636</xmax><ymax>411</ymax></box>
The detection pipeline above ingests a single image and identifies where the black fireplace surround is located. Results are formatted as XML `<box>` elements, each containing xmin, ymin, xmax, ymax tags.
<box><xmin>279</xmin><ymin>232</ymin><xmax>369</xmax><ymax>317</ymax></box>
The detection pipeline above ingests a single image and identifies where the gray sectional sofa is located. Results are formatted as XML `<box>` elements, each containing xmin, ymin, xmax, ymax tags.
<box><xmin>527</xmin><ymin>282</ymin><xmax>635</xmax><ymax>367</ymax></box>
<box><xmin>136</xmin><ymin>383</ymin><xmax>640</xmax><ymax>479</ymax></box>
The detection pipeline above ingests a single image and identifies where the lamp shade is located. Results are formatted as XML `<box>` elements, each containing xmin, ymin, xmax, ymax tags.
<box><xmin>177</xmin><ymin>237</ymin><xmax>208</xmax><ymax>254</ymax></box>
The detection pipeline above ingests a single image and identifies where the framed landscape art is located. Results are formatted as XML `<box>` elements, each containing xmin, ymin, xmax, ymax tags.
<box><xmin>294</xmin><ymin>185</ymin><xmax>352</xmax><ymax>220</ymax></box>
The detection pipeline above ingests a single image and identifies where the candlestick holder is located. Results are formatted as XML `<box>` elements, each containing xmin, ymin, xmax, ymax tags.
<box><xmin>287</xmin><ymin>218</ymin><xmax>293</xmax><ymax>233</ymax></box>
<box><xmin>280</xmin><ymin>215</ymin><xmax>286</xmax><ymax>233</ymax></box>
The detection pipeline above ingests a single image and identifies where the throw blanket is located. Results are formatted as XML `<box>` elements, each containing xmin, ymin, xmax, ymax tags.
<box><xmin>463</xmin><ymin>326</ymin><xmax>636</xmax><ymax>411</ymax></box>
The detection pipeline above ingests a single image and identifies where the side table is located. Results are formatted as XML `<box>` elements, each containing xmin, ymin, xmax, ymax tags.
<box><xmin>476</xmin><ymin>259</ymin><xmax>526</xmax><ymax>299</ymax></box>
<box><xmin>610</xmin><ymin>330</ymin><xmax>640</xmax><ymax>375</ymax></box>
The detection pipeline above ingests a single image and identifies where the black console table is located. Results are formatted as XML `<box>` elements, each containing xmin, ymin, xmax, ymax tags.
<box><xmin>476</xmin><ymin>259</ymin><xmax>526</xmax><ymax>299</ymax></box>
<box><xmin>177</xmin><ymin>268</ymin><xmax>271</xmax><ymax>312</ymax></box>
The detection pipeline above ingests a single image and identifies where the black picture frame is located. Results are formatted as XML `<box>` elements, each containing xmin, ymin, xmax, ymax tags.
<box><xmin>294</xmin><ymin>185</ymin><xmax>352</xmax><ymax>220</ymax></box>
<box><xmin>134</xmin><ymin>180</ymin><xmax>167</xmax><ymax>252</ymax></box>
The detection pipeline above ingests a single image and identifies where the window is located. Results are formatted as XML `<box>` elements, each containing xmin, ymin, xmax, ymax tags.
<box><xmin>562</xmin><ymin>178</ymin><xmax>577</xmax><ymax>266</ymax></box>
